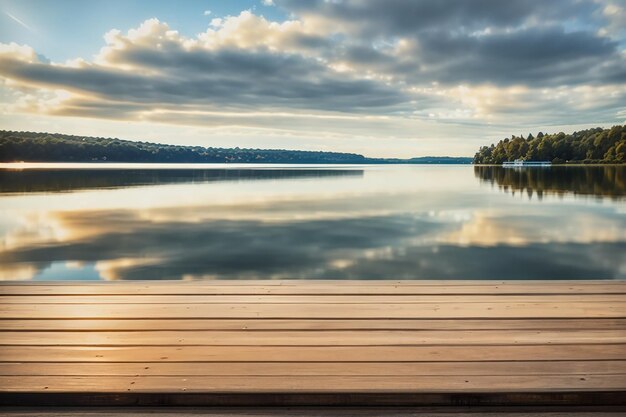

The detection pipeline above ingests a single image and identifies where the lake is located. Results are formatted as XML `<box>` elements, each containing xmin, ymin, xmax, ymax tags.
<box><xmin>0</xmin><ymin>163</ymin><xmax>624</xmax><ymax>281</ymax></box>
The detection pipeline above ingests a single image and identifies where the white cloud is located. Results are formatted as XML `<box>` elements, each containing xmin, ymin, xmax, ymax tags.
<box><xmin>600</xmin><ymin>1</ymin><xmax>626</xmax><ymax>37</ymax></box>
<box><xmin>0</xmin><ymin>2</ymin><xmax>624</xmax><ymax>156</ymax></box>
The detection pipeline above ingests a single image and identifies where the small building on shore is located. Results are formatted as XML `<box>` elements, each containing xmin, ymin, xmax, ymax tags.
<box><xmin>503</xmin><ymin>159</ymin><xmax>551</xmax><ymax>167</ymax></box>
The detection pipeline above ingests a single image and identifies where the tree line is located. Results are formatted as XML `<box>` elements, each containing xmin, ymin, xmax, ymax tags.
<box><xmin>473</xmin><ymin>125</ymin><xmax>626</xmax><ymax>164</ymax></box>
<box><xmin>0</xmin><ymin>130</ymin><xmax>368</xmax><ymax>164</ymax></box>
<box><xmin>0</xmin><ymin>130</ymin><xmax>473</xmax><ymax>164</ymax></box>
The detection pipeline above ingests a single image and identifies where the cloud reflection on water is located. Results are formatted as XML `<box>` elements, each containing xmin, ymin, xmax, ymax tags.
<box><xmin>0</xmin><ymin>165</ymin><xmax>625</xmax><ymax>280</ymax></box>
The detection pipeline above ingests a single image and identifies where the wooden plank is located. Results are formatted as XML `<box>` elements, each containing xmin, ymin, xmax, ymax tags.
<box><xmin>2</xmin><ymin>361</ymin><xmax>625</xmax><ymax>377</ymax></box>
<box><xmin>2</xmin><ymin>375</ymin><xmax>626</xmax><ymax>392</ymax></box>
<box><xmin>3</xmin><ymin>294</ymin><xmax>625</xmax><ymax>304</ymax></box>
<box><xmin>2</xmin><ymin>282</ymin><xmax>625</xmax><ymax>296</ymax></box>
<box><xmin>2</xmin><ymin>345</ymin><xmax>624</xmax><ymax>362</ymax></box>
<box><xmin>0</xmin><ymin>280</ymin><xmax>623</xmax><ymax>406</ymax></box>
<box><xmin>1</xmin><ymin>330</ymin><xmax>624</xmax><ymax>346</ymax></box>
<box><xmin>1</xmin><ymin>318</ymin><xmax>624</xmax><ymax>331</ymax></box>
<box><xmin>1</xmin><ymin>302</ymin><xmax>623</xmax><ymax>319</ymax></box>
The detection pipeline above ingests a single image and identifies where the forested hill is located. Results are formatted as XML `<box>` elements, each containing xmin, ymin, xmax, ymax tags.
<box><xmin>0</xmin><ymin>131</ymin><xmax>368</xmax><ymax>164</ymax></box>
<box><xmin>0</xmin><ymin>131</ymin><xmax>471</xmax><ymax>164</ymax></box>
<box><xmin>473</xmin><ymin>125</ymin><xmax>626</xmax><ymax>164</ymax></box>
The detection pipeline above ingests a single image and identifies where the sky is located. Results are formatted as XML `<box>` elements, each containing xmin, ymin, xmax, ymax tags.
<box><xmin>0</xmin><ymin>0</ymin><xmax>625</xmax><ymax>157</ymax></box>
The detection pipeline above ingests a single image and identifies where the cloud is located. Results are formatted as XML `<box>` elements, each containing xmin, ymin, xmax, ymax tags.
<box><xmin>599</xmin><ymin>1</ymin><xmax>626</xmax><ymax>38</ymax></box>
<box><xmin>0</xmin><ymin>2</ymin><xmax>624</xmax><ymax>151</ymax></box>
<box><xmin>279</xmin><ymin>0</ymin><xmax>625</xmax><ymax>87</ymax></box>
<box><xmin>279</xmin><ymin>0</ymin><xmax>597</xmax><ymax>36</ymax></box>
<box><xmin>403</xmin><ymin>27</ymin><xmax>624</xmax><ymax>86</ymax></box>
<box><xmin>0</xmin><ymin>15</ymin><xmax>410</xmax><ymax>118</ymax></box>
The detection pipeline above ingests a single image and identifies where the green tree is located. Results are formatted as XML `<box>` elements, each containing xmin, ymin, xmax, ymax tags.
<box><xmin>472</xmin><ymin>125</ymin><xmax>626</xmax><ymax>164</ymax></box>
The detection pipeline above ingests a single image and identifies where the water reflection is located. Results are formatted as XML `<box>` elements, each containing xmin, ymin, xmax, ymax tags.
<box><xmin>0</xmin><ymin>167</ymin><xmax>362</xmax><ymax>194</ymax></box>
<box><xmin>474</xmin><ymin>165</ymin><xmax>626</xmax><ymax>200</ymax></box>
<box><xmin>0</xmin><ymin>164</ymin><xmax>624</xmax><ymax>280</ymax></box>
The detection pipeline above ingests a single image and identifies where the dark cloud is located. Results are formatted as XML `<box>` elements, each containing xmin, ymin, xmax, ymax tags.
<box><xmin>410</xmin><ymin>27</ymin><xmax>625</xmax><ymax>86</ymax></box>
<box><xmin>282</xmin><ymin>0</ymin><xmax>626</xmax><ymax>87</ymax></box>
<box><xmin>0</xmin><ymin>48</ymin><xmax>410</xmax><ymax>114</ymax></box>
<box><xmin>280</xmin><ymin>0</ymin><xmax>598</xmax><ymax>37</ymax></box>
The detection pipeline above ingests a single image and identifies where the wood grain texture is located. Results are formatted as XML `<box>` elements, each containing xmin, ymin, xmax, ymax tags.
<box><xmin>2</xmin><ymin>375</ymin><xmax>626</xmax><ymax>392</ymax></box>
<box><xmin>0</xmin><ymin>280</ymin><xmax>624</xmax><ymax>406</ymax></box>
<box><xmin>1</xmin><ymin>302</ymin><xmax>624</xmax><ymax>319</ymax></box>
<box><xmin>0</xmin><ymin>318</ymin><xmax>625</xmax><ymax>331</ymax></box>
<box><xmin>2</xmin><ymin>344</ymin><xmax>625</xmax><ymax>362</ymax></box>
<box><xmin>2</xmin><ymin>361</ymin><xmax>625</xmax><ymax>376</ymax></box>
<box><xmin>1</xmin><ymin>329</ymin><xmax>625</xmax><ymax>346</ymax></box>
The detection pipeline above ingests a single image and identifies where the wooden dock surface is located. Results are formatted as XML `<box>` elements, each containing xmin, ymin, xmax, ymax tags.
<box><xmin>0</xmin><ymin>280</ymin><xmax>625</xmax><ymax>407</ymax></box>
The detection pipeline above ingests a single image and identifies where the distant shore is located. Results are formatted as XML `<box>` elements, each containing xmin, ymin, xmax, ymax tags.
<box><xmin>0</xmin><ymin>130</ymin><xmax>471</xmax><ymax>165</ymax></box>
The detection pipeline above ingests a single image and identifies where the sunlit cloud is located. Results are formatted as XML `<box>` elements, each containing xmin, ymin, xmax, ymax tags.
<box><xmin>0</xmin><ymin>1</ymin><xmax>624</xmax><ymax>155</ymax></box>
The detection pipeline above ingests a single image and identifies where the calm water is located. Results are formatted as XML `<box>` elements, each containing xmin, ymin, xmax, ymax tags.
<box><xmin>0</xmin><ymin>164</ymin><xmax>624</xmax><ymax>281</ymax></box>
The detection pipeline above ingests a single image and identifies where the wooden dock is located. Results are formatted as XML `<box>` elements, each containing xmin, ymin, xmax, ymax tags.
<box><xmin>0</xmin><ymin>280</ymin><xmax>625</xmax><ymax>407</ymax></box>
